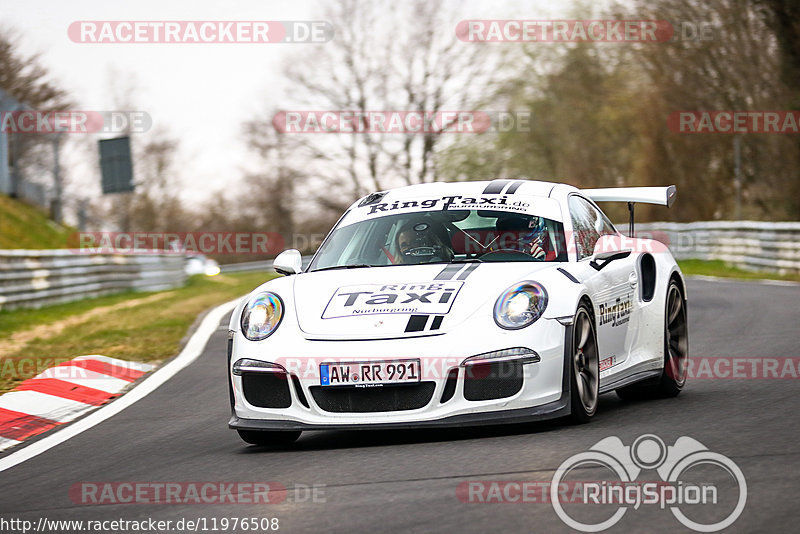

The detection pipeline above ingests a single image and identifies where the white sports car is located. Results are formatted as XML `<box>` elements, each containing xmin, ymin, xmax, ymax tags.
<box><xmin>227</xmin><ymin>180</ymin><xmax>688</xmax><ymax>445</ymax></box>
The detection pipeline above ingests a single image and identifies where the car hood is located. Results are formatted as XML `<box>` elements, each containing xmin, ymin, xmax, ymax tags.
<box><xmin>291</xmin><ymin>262</ymin><xmax>555</xmax><ymax>340</ymax></box>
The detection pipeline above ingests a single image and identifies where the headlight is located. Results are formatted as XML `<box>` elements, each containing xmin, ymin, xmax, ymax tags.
<box><xmin>240</xmin><ymin>292</ymin><xmax>284</xmax><ymax>340</ymax></box>
<box><xmin>494</xmin><ymin>282</ymin><xmax>548</xmax><ymax>329</ymax></box>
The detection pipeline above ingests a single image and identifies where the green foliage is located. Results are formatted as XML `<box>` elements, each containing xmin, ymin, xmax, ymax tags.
<box><xmin>440</xmin><ymin>0</ymin><xmax>800</xmax><ymax>222</ymax></box>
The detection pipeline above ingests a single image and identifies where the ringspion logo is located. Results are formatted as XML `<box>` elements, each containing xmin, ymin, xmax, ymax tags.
<box><xmin>551</xmin><ymin>434</ymin><xmax>746</xmax><ymax>532</ymax></box>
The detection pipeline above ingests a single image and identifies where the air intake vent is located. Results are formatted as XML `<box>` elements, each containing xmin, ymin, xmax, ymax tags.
<box><xmin>310</xmin><ymin>382</ymin><xmax>435</xmax><ymax>412</ymax></box>
<box><xmin>464</xmin><ymin>361</ymin><xmax>524</xmax><ymax>401</ymax></box>
<box><xmin>242</xmin><ymin>372</ymin><xmax>292</xmax><ymax>408</ymax></box>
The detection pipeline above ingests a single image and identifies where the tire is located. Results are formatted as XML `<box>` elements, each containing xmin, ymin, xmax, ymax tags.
<box><xmin>237</xmin><ymin>429</ymin><xmax>302</xmax><ymax>446</ymax></box>
<box><xmin>569</xmin><ymin>303</ymin><xmax>600</xmax><ymax>423</ymax></box>
<box><xmin>617</xmin><ymin>280</ymin><xmax>688</xmax><ymax>400</ymax></box>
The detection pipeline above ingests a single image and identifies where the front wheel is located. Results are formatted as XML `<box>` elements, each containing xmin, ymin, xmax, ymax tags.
<box><xmin>569</xmin><ymin>303</ymin><xmax>599</xmax><ymax>423</ymax></box>
<box><xmin>237</xmin><ymin>429</ymin><xmax>301</xmax><ymax>446</ymax></box>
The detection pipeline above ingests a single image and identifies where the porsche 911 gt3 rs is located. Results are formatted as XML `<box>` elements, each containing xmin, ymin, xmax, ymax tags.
<box><xmin>227</xmin><ymin>179</ymin><xmax>688</xmax><ymax>445</ymax></box>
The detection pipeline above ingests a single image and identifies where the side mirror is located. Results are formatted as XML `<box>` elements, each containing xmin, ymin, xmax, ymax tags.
<box><xmin>273</xmin><ymin>249</ymin><xmax>303</xmax><ymax>276</ymax></box>
<box><xmin>590</xmin><ymin>235</ymin><xmax>631</xmax><ymax>271</ymax></box>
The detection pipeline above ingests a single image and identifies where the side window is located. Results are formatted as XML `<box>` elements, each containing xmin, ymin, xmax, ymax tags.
<box><xmin>569</xmin><ymin>196</ymin><xmax>608</xmax><ymax>259</ymax></box>
<box><xmin>595</xmin><ymin>208</ymin><xmax>617</xmax><ymax>236</ymax></box>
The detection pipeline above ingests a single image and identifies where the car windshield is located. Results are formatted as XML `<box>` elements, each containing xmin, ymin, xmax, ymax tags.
<box><xmin>308</xmin><ymin>209</ymin><xmax>567</xmax><ymax>271</ymax></box>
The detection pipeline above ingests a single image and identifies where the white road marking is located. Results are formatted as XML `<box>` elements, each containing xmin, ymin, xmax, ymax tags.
<box><xmin>0</xmin><ymin>298</ymin><xmax>239</xmax><ymax>473</ymax></box>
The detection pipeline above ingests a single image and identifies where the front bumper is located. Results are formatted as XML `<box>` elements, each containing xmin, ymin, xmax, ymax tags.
<box><xmin>228</xmin><ymin>317</ymin><xmax>572</xmax><ymax>430</ymax></box>
<box><xmin>229</xmin><ymin>398</ymin><xmax>570</xmax><ymax>431</ymax></box>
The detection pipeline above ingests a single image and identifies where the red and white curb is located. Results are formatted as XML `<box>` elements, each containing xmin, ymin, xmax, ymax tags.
<box><xmin>0</xmin><ymin>355</ymin><xmax>154</xmax><ymax>451</ymax></box>
<box><xmin>0</xmin><ymin>298</ymin><xmax>237</xmax><ymax>474</ymax></box>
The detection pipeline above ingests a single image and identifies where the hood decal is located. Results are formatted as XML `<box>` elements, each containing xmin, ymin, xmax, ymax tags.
<box><xmin>434</xmin><ymin>262</ymin><xmax>481</xmax><ymax>280</ymax></box>
<box><xmin>404</xmin><ymin>313</ymin><xmax>446</xmax><ymax>333</ymax></box>
<box><xmin>321</xmin><ymin>280</ymin><xmax>464</xmax><ymax>319</ymax></box>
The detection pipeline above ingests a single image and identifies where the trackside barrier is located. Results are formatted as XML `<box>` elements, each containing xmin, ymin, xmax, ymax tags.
<box><xmin>0</xmin><ymin>250</ymin><xmax>186</xmax><ymax>311</ymax></box>
<box><xmin>219</xmin><ymin>256</ymin><xmax>312</xmax><ymax>274</ymax></box>
<box><xmin>634</xmin><ymin>221</ymin><xmax>800</xmax><ymax>275</ymax></box>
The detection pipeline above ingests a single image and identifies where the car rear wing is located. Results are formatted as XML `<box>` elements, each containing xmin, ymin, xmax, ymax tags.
<box><xmin>582</xmin><ymin>185</ymin><xmax>677</xmax><ymax>235</ymax></box>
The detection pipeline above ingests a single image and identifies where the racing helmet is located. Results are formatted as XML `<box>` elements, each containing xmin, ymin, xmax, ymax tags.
<box><xmin>396</xmin><ymin>221</ymin><xmax>453</xmax><ymax>264</ymax></box>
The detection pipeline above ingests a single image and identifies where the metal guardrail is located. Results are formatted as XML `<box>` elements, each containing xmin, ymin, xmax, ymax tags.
<box><xmin>219</xmin><ymin>256</ymin><xmax>312</xmax><ymax>274</ymax></box>
<box><xmin>219</xmin><ymin>260</ymin><xmax>274</xmax><ymax>273</ymax></box>
<box><xmin>635</xmin><ymin>221</ymin><xmax>800</xmax><ymax>275</ymax></box>
<box><xmin>0</xmin><ymin>250</ymin><xmax>186</xmax><ymax>311</ymax></box>
<box><xmin>3</xmin><ymin>221</ymin><xmax>797</xmax><ymax>311</ymax></box>
<box><xmin>219</xmin><ymin>225</ymin><xmax>800</xmax><ymax>277</ymax></box>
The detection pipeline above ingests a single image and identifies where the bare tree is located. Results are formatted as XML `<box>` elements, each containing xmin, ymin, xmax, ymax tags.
<box><xmin>269</xmin><ymin>0</ymin><xmax>494</xmax><ymax>208</ymax></box>
<box><xmin>0</xmin><ymin>28</ymin><xmax>73</xmax><ymax>210</ymax></box>
<box><xmin>239</xmin><ymin>118</ymin><xmax>304</xmax><ymax>238</ymax></box>
<box><xmin>125</xmin><ymin>127</ymin><xmax>187</xmax><ymax>232</ymax></box>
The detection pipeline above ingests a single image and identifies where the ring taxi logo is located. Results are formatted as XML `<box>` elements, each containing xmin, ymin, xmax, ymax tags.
<box><xmin>367</xmin><ymin>195</ymin><xmax>530</xmax><ymax>215</ymax></box>
<box><xmin>598</xmin><ymin>295</ymin><xmax>632</xmax><ymax>327</ymax></box>
<box><xmin>322</xmin><ymin>282</ymin><xmax>463</xmax><ymax>319</ymax></box>
<box><xmin>551</xmin><ymin>434</ymin><xmax>747</xmax><ymax>532</ymax></box>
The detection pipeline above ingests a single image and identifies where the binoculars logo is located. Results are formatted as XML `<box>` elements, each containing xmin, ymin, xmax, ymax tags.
<box><xmin>551</xmin><ymin>434</ymin><xmax>747</xmax><ymax>532</ymax></box>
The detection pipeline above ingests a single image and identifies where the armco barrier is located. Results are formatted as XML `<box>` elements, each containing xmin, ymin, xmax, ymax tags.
<box><xmin>0</xmin><ymin>250</ymin><xmax>186</xmax><ymax>311</ymax></box>
<box><xmin>634</xmin><ymin>221</ymin><xmax>800</xmax><ymax>275</ymax></box>
<box><xmin>219</xmin><ymin>256</ymin><xmax>312</xmax><ymax>274</ymax></box>
<box><xmin>218</xmin><ymin>226</ymin><xmax>800</xmax><ymax>276</ymax></box>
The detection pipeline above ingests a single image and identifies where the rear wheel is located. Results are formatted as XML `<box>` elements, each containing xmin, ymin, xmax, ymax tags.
<box><xmin>617</xmin><ymin>280</ymin><xmax>688</xmax><ymax>400</ymax></box>
<box><xmin>237</xmin><ymin>430</ymin><xmax>301</xmax><ymax>446</ymax></box>
<box><xmin>569</xmin><ymin>304</ymin><xmax>599</xmax><ymax>423</ymax></box>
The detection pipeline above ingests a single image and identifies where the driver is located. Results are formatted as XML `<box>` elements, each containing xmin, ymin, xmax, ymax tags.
<box><xmin>495</xmin><ymin>215</ymin><xmax>548</xmax><ymax>259</ymax></box>
<box><xmin>395</xmin><ymin>221</ymin><xmax>454</xmax><ymax>264</ymax></box>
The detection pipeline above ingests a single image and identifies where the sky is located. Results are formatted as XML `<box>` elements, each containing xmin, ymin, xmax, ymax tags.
<box><xmin>0</xmin><ymin>0</ymin><xmax>582</xmax><ymax>214</ymax></box>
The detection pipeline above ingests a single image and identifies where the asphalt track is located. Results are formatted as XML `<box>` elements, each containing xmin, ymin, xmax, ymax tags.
<box><xmin>1</xmin><ymin>278</ymin><xmax>799</xmax><ymax>533</ymax></box>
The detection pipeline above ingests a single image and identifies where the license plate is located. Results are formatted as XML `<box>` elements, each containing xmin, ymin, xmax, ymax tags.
<box><xmin>319</xmin><ymin>359</ymin><xmax>421</xmax><ymax>387</ymax></box>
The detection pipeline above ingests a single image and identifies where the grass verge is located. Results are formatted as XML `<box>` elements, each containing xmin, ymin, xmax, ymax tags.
<box><xmin>0</xmin><ymin>194</ymin><xmax>73</xmax><ymax>249</ymax></box>
<box><xmin>678</xmin><ymin>259</ymin><xmax>800</xmax><ymax>283</ymax></box>
<box><xmin>0</xmin><ymin>271</ymin><xmax>276</xmax><ymax>393</ymax></box>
